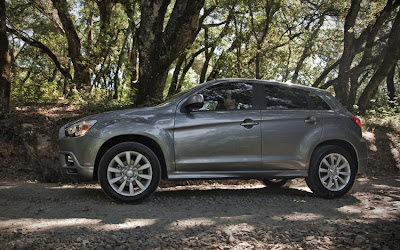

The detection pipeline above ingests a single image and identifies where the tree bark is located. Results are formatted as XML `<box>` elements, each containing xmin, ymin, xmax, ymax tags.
<box><xmin>113</xmin><ymin>23</ymin><xmax>133</xmax><ymax>99</ymax></box>
<box><xmin>167</xmin><ymin>5</ymin><xmax>216</xmax><ymax>95</ymax></box>
<box><xmin>248</xmin><ymin>0</ymin><xmax>281</xmax><ymax>79</ymax></box>
<box><xmin>52</xmin><ymin>0</ymin><xmax>90</xmax><ymax>90</ymax></box>
<box><xmin>136</xmin><ymin>0</ymin><xmax>204</xmax><ymax>104</ymax></box>
<box><xmin>348</xmin><ymin>0</ymin><xmax>400</xmax><ymax>108</ymax></box>
<box><xmin>291</xmin><ymin>16</ymin><xmax>325</xmax><ymax>84</ymax></box>
<box><xmin>358</xmin><ymin>10</ymin><xmax>400</xmax><ymax>113</ymax></box>
<box><xmin>167</xmin><ymin>52</ymin><xmax>186</xmax><ymax>97</ymax></box>
<box><xmin>386</xmin><ymin>65</ymin><xmax>396</xmax><ymax>107</ymax></box>
<box><xmin>0</xmin><ymin>0</ymin><xmax>10</xmax><ymax>119</ymax></box>
<box><xmin>335</xmin><ymin>0</ymin><xmax>362</xmax><ymax>106</ymax></box>
<box><xmin>199</xmin><ymin>26</ymin><xmax>211</xmax><ymax>84</ymax></box>
<box><xmin>312</xmin><ymin>60</ymin><xmax>341</xmax><ymax>88</ymax></box>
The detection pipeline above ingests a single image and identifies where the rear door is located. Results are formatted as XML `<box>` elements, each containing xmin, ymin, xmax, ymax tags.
<box><xmin>174</xmin><ymin>81</ymin><xmax>262</xmax><ymax>171</ymax></box>
<box><xmin>260</xmin><ymin>84</ymin><xmax>323</xmax><ymax>170</ymax></box>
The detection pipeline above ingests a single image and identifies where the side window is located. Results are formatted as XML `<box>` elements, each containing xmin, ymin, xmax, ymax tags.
<box><xmin>265</xmin><ymin>85</ymin><xmax>308</xmax><ymax>110</ymax></box>
<box><xmin>306</xmin><ymin>91</ymin><xmax>331</xmax><ymax>110</ymax></box>
<box><xmin>195</xmin><ymin>82</ymin><xmax>253</xmax><ymax>111</ymax></box>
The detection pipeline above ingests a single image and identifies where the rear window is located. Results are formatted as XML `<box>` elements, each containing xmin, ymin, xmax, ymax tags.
<box><xmin>306</xmin><ymin>91</ymin><xmax>331</xmax><ymax>110</ymax></box>
<box><xmin>265</xmin><ymin>85</ymin><xmax>308</xmax><ymax>110</ymax></box>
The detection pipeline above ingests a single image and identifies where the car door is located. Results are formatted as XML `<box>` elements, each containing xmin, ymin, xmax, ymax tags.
<box><xmin>261</xmin><ymin>84</ymin><xmax>323</xmax><ymax>170</ymax></box>
<box><xmin>174</xmin><ymin>81</ymin><xmax>262</xmax><ymax>171</ymax></box>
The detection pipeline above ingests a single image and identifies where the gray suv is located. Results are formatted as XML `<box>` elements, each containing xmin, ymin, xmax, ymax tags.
<box><xmin>59</xmin><ymin>79</ymin><xmax>367</xmax><ymax>203</ymax></box>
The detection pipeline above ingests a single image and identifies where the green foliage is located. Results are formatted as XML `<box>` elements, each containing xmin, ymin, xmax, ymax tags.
<box><xmin>6</xmin><ymin>0</ymin><xmax>399</xmax><ymax>113</ymax></box>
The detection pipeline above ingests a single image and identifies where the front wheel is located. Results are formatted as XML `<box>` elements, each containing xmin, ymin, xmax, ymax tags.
<box><xmin>98</xmin><ymin>142</ymin><xmax>161</xmax><ymax>203</ymax></box>
<box><xmin>306</xmin><ymin>145</ymin><xmax>357</xmax><ymax>199</ymax></box>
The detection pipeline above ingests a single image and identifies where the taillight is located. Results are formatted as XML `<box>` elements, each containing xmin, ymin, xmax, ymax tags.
<box><xmin>350</xmin><ymin>116</ymin><xmax>362</xmax><ymax>129</ymax></box>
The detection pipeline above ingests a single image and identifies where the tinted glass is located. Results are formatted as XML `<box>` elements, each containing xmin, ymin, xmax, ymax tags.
<box><xmin>307</xmin><ymin>91</ymin><xmax>331</xmax><ymax>110</ymax></box>
<box><xmin>265</xmin><ymin>85</ymin><xmax>308</xmax><ymax>110</ymax></box>
<box><xmin>195</xmin><ymin>82</ymin><xmax>253</xmax><ymax>111</ymax></box>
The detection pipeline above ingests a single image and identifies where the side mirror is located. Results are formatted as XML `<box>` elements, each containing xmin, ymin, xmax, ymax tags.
<box><xmin>185</xmin><ymin>94</ymin><xmax>204</xmax><ymax>112</ymax></box>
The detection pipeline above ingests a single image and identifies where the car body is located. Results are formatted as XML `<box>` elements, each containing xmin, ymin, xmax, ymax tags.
<box><xmin>58</xmin><ymin>78</ymin><xmax>368</xmax><ymax>202</ymax></box>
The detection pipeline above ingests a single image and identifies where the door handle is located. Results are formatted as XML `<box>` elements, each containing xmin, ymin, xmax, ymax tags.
<box><xmin>304</xmin><ymin>116</ymin><xmax>317</xmax><ymax>124</ymax></box>
<box><xmin>240</xmin><ymin>119</ymin><xmax>259</xmax><ymax>128</ymax></box>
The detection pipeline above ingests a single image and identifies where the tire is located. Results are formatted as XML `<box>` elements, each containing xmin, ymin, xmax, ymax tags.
<box><xmin>98</xmin><ymin>142</ymin><xmax>161</xmax><ymax>203</ymax></box>
<box><xmin>262</xmin><ymin>179</ymin><xmax>288</xmax><ymax>188</ymax></box>
<box><xmin>306</xmin><ymin>145</ymin><xmax>357</xmax><ymax>199</ymax></box>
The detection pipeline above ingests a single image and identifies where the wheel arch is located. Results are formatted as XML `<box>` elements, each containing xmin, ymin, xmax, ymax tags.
<box><xmin>310</xmin><ymin>139</ymin><xmax>358</xmax><ymax>172</ymax></box>
<box><xmin>93</xmin><ymin>135</ymin><xmax>168</xmax><ymax>181</ymax></box>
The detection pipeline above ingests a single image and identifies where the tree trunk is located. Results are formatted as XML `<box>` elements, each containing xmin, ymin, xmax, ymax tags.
<box><xmin>255</xmin><ymin>51</ymin><xmax>262</xmax><ymax>79</ymax></box>
<box><xmin>113</xmin><ymin>22</ymin><xmax>132</xmax><ymax>99</ymax></box>
<box><xmin>291</xmin><ymin>16</ymin><xmax>324</xmax><ymax>84</ymax></box>
<box><xmin>347</xmin><ymin>0</ymin><xmax>400</xmax><ymax>109</ymax></box>
<box><xmin>312</xmin><ymin>60</ymin><xmax>341</xmax><ymax>88</ymax></box>
<box><xmin>248</xmin><ymin>0</ymin><xmax>280</xmax><ymax>80</ymax></box>
<box><xmin>358</xmin><ymin>10</ymin><xmax>400</xmax><ymax>113</ymax></box>
<box><xmin>0</xmin><ymin>0</ymin><xmax>11</xmax><ymax>119</ymax></box>
<box><xmin>200</xmin><ymin>50</ymin><xmax>213</xmax><ymax>83</ymax></box>
<box><xmin>282</xmin><ymin>43</ymin><xmax>291</xmax><ymax>82</ymax></box>
<box><xmin>129</xmin><ymin>40</ymin><xmax>138</xmax><ymax>90</ymax></box>
<box><xmin>167</xmin><ymin>52</ymin><xmax>186</xmax><ymax>97</ymax></box>
<box><xmin>122</xmin><ymin>1</ymin><xmax>138</xmax><ymax>91</ymax></box>
<box><xmin>174</xmin><ymin>47</ymin><xmax>205</xmax><ymax>93</ymax></box>
<box><xmin>335</xmin><ymin>0</ymin><xmax>362</xmax><ymax>106</ymax></box>
<box><xmin>52</xmin><ymin>0</ymin><xmax>90</xmax><ymax>90</ymax></box>
<box><xmin>386</xmin><ymin>65</ymin><xmax>396</xmax><ymax>107</ymax></box>
<box><xmin>199</xmin><ymin>26</ymin><xmax>210</xmax><ymax>84</ymax></box>
<box><xmin>136</xmin><ymin>0</ymin><xmax>204</xmax><ymax>104</ymax></box>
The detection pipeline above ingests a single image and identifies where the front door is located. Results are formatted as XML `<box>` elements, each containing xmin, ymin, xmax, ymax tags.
<box><xmin>174</xmin><ymin>81</ymin><xmax>262</xmax><ymax>171</ymax></box>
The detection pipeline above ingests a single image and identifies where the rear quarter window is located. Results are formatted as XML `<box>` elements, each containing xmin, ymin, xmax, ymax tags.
<box><xmin>265</xmin><ymin>85</ymin><xmax>308</xmax><ymax>110</ymax></box>
<box><xmin>306</xmin><ymin>91</ymin><xmax>331</xmax><ymax>110</ymax></box>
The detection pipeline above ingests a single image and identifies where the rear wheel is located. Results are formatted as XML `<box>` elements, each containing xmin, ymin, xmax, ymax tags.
<box><xmin>98</xmin><ymin>142</ymin><xmax>161</xmax><ymax>203</ymax></box>
<box><xmin>262</xmin><ymin>179</ymin><xmax>288</xmax><ymax>188</ymax></box>
<box><xmin>306</xmin><ymin>145</ymin><xmax>357</xmax><ymax>198</ymax></box>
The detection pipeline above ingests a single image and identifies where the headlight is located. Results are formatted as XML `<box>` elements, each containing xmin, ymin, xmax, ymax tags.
<box><xmin>65</xmin><ymin>120</ymin><xmax>97</xmax><ymax>137</ymax></box>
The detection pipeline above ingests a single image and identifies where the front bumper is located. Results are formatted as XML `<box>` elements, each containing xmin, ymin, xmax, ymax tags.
<box><xmin>58</xmin><ymin>126</ymin><xmax>105</xmax><ymax>181</ymax></box>
<box><xmin>59</xmin><ymin>151</ymin><xmax>95</xmax><ymax>181</ymax></box>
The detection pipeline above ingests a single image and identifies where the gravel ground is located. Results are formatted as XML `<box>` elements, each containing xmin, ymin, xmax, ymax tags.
<box><xmin>0</xmin><ymin>176</ymin><xmax>399</xmax><ymax>249</ymax></box>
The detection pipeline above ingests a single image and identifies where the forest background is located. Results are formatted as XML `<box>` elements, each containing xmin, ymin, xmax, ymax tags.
<box><xmin>0</xmin><ymin>0</ymin><xmax>399</xmax><ymax>182</ymax></box>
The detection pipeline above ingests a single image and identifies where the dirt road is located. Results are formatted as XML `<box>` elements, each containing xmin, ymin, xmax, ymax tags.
<box><xmin>0</xmin><ymin>177</ymin><xmax>399</xmax><ymax>249</ymax></box>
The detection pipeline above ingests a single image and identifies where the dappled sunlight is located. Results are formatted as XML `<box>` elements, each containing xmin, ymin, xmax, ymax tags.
<box><xmin>0</xmin><ymin>218</ymin><xmax>157</xmax><ymax>233</ymax></box>
<box><xmin>337</xmin><ymin>205</ymin><xmax>363</xmax><ymax>215</ymax></box>
<box><xmin>0</xmin><ymin>183</ymin><xmax>18</xmax><ymax>190</ymax></box>
<box><xmin>364</xmin><ymin>131</ymin><xmax>377</xmax><ymax>152</ymax></box>
<box><xmin>170</xmin><ymin>217</ymin><xmax>216</xmax><ymax>230</ymax></box>
<box><xmin>387</xmin><ymin>132</ymin><xmax>400</xmax><ymax>171</ymax></box>
<box><xmin>158</xmin><ymin>183</ymin><xmax>266</xmax><ymax>192</ymax></box>
<box><xmin>99</xmin><ymin>219</ymin><xmax>157</xmax><ymax>231</ymax></box>
<box><xmin>338</xmin><ymin>205</ymin><xmax>398</xmax><ymax>220</ymax></box>
<box><xmin>272</xmin><ymin>212</ymin><xmax>323</xmax><ymax>222</ymax></box>
<box><xmin>0</xmin><ymin>218</ymin><xmax>101</xmax><ymax>232</ymax></box>
<box><xmin>371</xmin><ymin>183</ymin><xmax>400</xmax><ymax>191</ymax></box>
<box><xmin>222</xmin><ymin>223</ymin><xmax>256</xmax><ymax>234</ymax></box>
<box><xmin>47</xmin><ymin>184</ymin><xmax>101</xmax><ymax>190</ymax></box>
<box><xmin>1</xmin><ymin>178</ymin><xmax>399</xmax><ymax>249</ymax></box>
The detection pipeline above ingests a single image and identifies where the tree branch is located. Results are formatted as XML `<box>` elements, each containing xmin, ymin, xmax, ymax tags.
<box><xmin>7</xmin><ymin>27</ymin><xmax>72</xmax><ymax>81</ymax></box>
